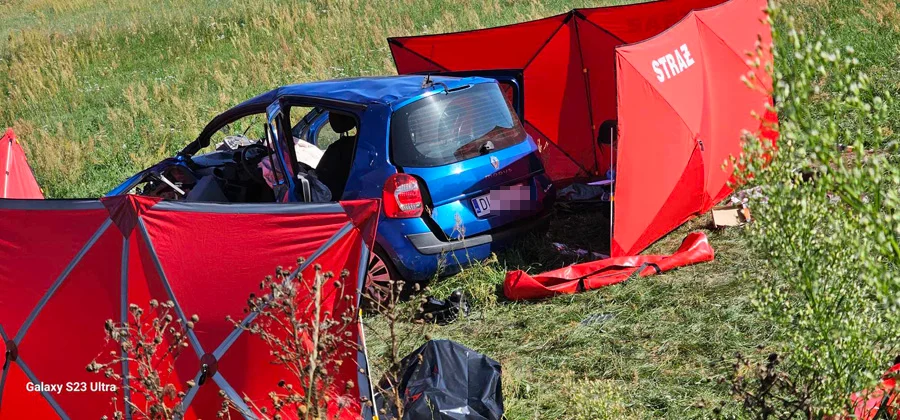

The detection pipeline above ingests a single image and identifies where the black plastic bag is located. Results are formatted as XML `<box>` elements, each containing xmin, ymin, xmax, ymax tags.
<box><xmin>376</xmin><ymin>340</ymin><xmax>503</xmax><ymax>420</ymax></box>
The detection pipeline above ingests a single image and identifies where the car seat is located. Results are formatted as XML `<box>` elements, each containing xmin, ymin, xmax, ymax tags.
<box><xmin>316</xmin><ymin>113</ymin><xmax>357</xmax><ymax>200</ymax></box>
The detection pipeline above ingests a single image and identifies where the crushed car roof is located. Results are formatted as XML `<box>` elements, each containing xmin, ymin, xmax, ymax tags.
<box><xmin>243</xmin><ymin>75</ymin><xmax>491</xmax><ymax>107</ymax></box>
<box><xmin>185</xmin><ymin>75</ymin><xmax>492</xmax><ymax>154</ymax></box>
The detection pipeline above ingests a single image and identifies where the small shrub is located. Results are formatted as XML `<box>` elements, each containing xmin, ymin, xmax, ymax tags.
<box><xmin>563</xmin><ymin>377</ymin><xmax>633</xmax><ymax>420</ymax></box>
<box><xmin>733</xmin><ymin>2</ymin><xmax>900</xmax><ymax>416</ymax></box>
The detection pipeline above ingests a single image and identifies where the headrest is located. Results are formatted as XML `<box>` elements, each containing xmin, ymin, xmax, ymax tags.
<box><xmin>329</xmin><ymin>113</ymin><xmax>357</xmax><ymax>134</ymax></box>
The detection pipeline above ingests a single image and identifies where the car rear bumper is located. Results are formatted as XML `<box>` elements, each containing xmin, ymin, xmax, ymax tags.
<box><xmin>405</xmin><ymin>210</ymin><xmax>551</xmax><ymax>255</ymax></box>
<box><xmin>376</xmin><ymin>177</ymin><xmax>555</xmax><ymax>283</ymax></box>
<box><xmin>380</xmin><ymin>209</ymin><xmax>551</xmax><ymax>282</ymax></box>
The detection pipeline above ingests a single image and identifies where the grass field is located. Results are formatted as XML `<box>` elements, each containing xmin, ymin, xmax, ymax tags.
<box><xmin>2</xmin><ymin>0</ymin><xmax>899</xmax><ymax>418</ymax></box>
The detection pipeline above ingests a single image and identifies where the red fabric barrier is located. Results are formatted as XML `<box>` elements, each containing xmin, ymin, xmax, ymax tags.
<box><xmin>0</xmin><ymin>195</ymin><xmax>377</xmax><ymax>419</ymax></box>
<box><xmin>503</xmin><ymin>232</ymin><xmax>714</xmax><ymax>300</ymax></box>
<box><xmin>852</xmin><ymin>363</ymin><xmax>900</xmax><ymax>420</ymax></box>
<box><xmin>612</xmin><ymin>0</ymin><xmax>774</xmax><ymax>255</ymax></box>
<box><xmin>0</xmin><ymin>129</ymin><xmax>42</xmax><ymax>199</ymax></box>
<box><xmin>391</xmin><ymin>0</ymin><xmax>775</xmax><ymax>257</ymax></box>
<box><xmin>389</xmin><ymin>0</ymin><xmax>725</xmax><ymax>182</ymax></box>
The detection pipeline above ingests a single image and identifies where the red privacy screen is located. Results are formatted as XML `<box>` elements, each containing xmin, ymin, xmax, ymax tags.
<box><xmin>389</xmin><ymin>0</ymin><xmax>726</xmax><ymax>182</ymax></box>
<box><xmin>0</xmin><ymin>195</ymin><xmax>378</xmax><ymax>419</ymax></box>
<box><xmin>1</xmin><ymin>129</ymin><xmax>43</xmax><ymax>199</ymax></box>
<box><xmin>612</xmin><ymin>0</ymin><xmax>774</xmax><ymax>255</ymax></box>
<box><xmin>390</xmin><ymin>0</ymin><xmax>775</xmax><ymax>256</ymax></box>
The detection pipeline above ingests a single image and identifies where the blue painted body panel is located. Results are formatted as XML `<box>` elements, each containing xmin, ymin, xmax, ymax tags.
<box><xmin>400</xmin><ymin>137</ymin><xmax>549</xmax><ymax>239</ymax></box>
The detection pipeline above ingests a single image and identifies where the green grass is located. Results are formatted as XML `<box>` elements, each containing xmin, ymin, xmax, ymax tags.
<box><xmin>365</xmin><ymin>214</ymin><xmax>772</xmax><ymax>419</ymax></box>
<box><xmin>2</xmin><ymin>0</ymin><xmax>898</xmax><ymax>418</ymax></box>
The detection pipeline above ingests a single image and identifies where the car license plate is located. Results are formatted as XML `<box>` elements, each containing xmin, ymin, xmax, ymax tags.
<box><xmin>471</xmin><ymin>194</ymin><xmax>491</xmax><ymax>217</ymax></box>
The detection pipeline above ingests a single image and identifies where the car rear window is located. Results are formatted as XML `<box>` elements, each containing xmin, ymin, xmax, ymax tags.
<box><xmin>390</xmin><ymin>82</ymin><xmax>526</xmax><ymax>167</ymax></box>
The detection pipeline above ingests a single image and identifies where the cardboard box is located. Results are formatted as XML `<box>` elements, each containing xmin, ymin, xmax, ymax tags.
<box><xmin>711</xmin><ymin>204</ymin><xmax>751</xmax><ymax>228</ymax></box>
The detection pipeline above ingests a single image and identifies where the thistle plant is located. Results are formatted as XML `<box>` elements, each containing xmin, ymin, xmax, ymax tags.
<box><xmin>732</xmin><ymin>2</ymin><xmax>900</xmax><ymax>416</ymax></box>
<box><xmin>88</xmin><ymin>300</ymin><xmax>199</xmax><ymax>420</ymax></box>
<box><xmin>225</xmin><ymin>260</ymin><xmax>364</xmax><ymax>420</ymax></box>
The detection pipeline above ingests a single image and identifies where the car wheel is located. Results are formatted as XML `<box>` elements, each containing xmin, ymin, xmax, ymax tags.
<box><xmin>364</xmin><ymin>247</ymin><xmax>401</xmax><ymax>307</ymax></box>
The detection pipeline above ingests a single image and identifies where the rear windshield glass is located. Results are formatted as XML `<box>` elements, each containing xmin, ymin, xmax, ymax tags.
<box><xmin>390</xmin><ymin>82</ymin><xmax>526</xmax><ymax>167</ymax></box>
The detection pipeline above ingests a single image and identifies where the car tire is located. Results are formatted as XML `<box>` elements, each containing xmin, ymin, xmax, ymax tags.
<box><xmin>363</xmin><ymin>246</ymin><xmax>402</xmax><ymax>308</ymax></box>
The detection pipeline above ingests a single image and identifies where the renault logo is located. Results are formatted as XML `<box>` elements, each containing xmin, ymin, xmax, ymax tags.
<box><xmin>490</xmin><ymin>156</ymin><xmax>500</xmax><ymax>170</ymax></box>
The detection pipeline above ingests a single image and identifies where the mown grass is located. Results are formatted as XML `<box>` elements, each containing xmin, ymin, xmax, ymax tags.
<box><xmin>2</xmin><ymin>0</ymin><xmax>898</xmax><ymax>418</ymax></box>
<box><xmin>365</xmin><ymin>213</ymin><xmax>772</xmax><ymax>419</ymax></box>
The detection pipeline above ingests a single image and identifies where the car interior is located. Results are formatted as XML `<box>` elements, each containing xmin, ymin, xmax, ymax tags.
<box><xmin>125</xmin><ymin>107</ymin><xmax>359</xmax><ymax>204</ymax></box>
<box><xmin>314</xmin><ymin>113</ymin><xmax>357</xmax><ymax>200</ymax></box>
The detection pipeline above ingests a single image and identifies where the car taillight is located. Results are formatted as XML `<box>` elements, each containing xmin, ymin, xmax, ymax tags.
<box><xmin>383</xmin><ymin>173</ymin><xmax>424</xmax><ymax>218</ymax></box>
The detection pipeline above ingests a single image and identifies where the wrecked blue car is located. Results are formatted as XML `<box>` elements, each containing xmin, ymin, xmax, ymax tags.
<box><xmin>111</xmin><ymin>75</ymin><xmax>554</xmax><ymax>290</ymax></box>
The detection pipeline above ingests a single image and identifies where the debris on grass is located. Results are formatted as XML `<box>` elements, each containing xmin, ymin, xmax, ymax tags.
<box><xmin>415</xmin><ymin>289</ymin><xmax>470</xmax><ymax>325</ymax></box>
<box><xmin>579</xmin><ymin>312</ymin><xmax>615</xmax><ymax>326</ymax></box>
<box><xmin>712</xmin><ymin>205</ymin><xmax>752</xmax><ymax>228</ymax></box>
<box><xmin>557</xmin><ymin>182</ymin><xmax>612</xmax><ymax>202</ymax></box>
<box><xmin>552</xmin><ymin>242</ymin><xmax>608</xmax><ymax>260</ymax></box>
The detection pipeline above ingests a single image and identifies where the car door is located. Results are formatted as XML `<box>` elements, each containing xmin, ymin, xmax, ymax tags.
<box><xmin>265</xmin><ymin>99</ymin><xmax>297</xmax><ymax>202</ymax></box>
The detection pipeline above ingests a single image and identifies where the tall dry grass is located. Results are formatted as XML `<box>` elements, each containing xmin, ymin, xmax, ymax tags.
<box><xmin>0</xmin><ymin>0</ymin><xmax>599</xmax><ymax>197</ymax></box>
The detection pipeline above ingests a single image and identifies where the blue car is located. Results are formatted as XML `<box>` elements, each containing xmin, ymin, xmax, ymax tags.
<box><xmin>110</xmin><ymin>75</ymin><xmax>554</xmax><ymax>289</ymax></box>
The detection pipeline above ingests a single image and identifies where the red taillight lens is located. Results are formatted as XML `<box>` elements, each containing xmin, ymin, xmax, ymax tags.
<box><xmin>383</xmin><ymin>173</ymin><xmax>424</xmax><ymax>218</ymax></box>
